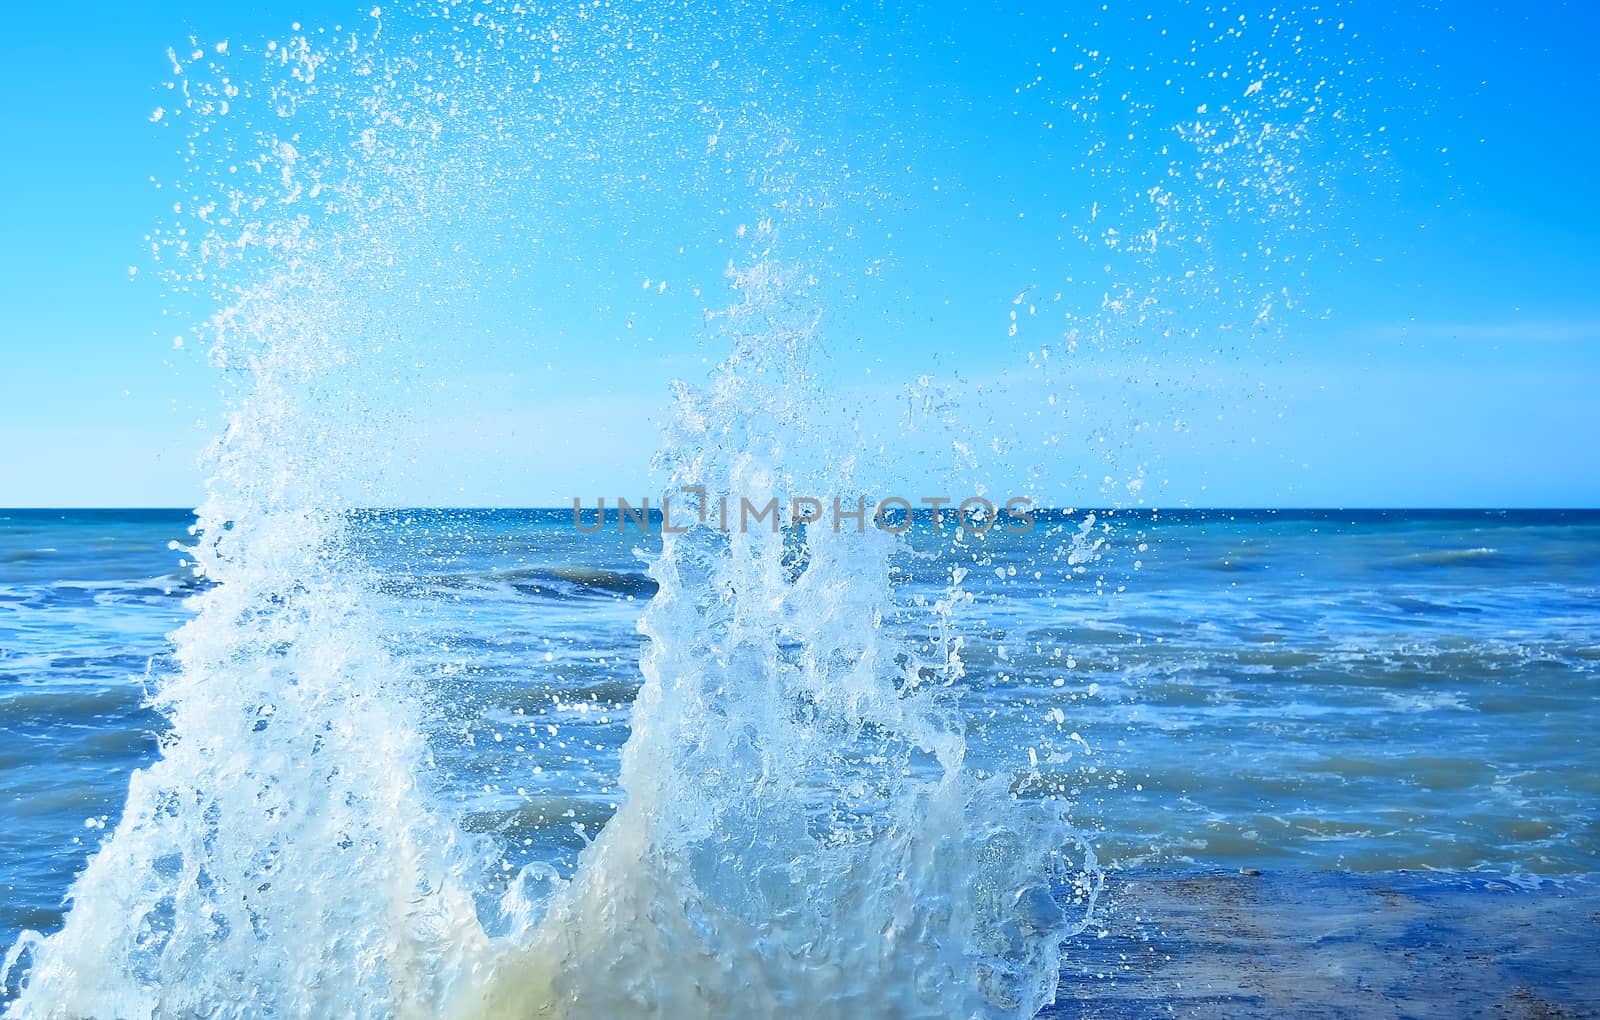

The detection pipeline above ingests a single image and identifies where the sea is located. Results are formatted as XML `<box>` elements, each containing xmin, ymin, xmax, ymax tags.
<box><xmin>4</xmin><ymin>505</ymin><xmax>1597</xmax><ymax>1011</ymax></box>
<box><xmin>5</xmin><ymin>0</ymin><xmax>1599</xmax><ymax>1012</ymax></box>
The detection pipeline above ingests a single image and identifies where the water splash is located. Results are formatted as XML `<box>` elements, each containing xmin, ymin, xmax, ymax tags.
<box><xmin>4</xmin><ymin>250</ymin><xmax>1097</xmax><ymax>1020</ymax></box>
<box><xmin>453</xmin><ymin>255</ymin><xmax>1099</xmax><ymax>1018</ymax></box>
<box><xmin>2</xmin><ymin>260</ymin><xmax>494</xmax><ymax>1015</ymax></box>
<box><xmin>4</xmin><ymin>4</ymin><xmax>1099</xmax><ymax>1016</ymax></box>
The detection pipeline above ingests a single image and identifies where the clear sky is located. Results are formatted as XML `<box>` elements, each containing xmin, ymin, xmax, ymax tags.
<box><xmin>1</xmin><ymin>0</ymin><xmax>1596</xmax><ymax>508</ymax></box>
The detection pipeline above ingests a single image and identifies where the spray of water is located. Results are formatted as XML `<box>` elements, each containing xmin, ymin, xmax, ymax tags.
<box><xmin>1</xmin><ymin>258</ymin><xmax>495</xmax><ymax>1014</ymax></box>
<box><xmin>4</xmin><ymin>4</ymin><xmax>1101</xmax><ymax>1017</ymax></box>
<box><xmin>451</xmin><ymin>254</ymin><xmax>1098</xmax><ymax>1018</ymax></box>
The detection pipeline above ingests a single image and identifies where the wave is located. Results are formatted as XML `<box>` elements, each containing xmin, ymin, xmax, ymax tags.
<box><xmin>1</xmin><ymin>9</ymin><xmax>1097</xmax><ymax>1016</ymax></box>
<box><xmin>1399</xmin><ymin>547</ymin><xmax>1501</xmax><ymax>567</ymax></box>
<box><xmin>384</xmin><ymin>566</ymin><xmax>658</xmax><ymax>602</ymax></box>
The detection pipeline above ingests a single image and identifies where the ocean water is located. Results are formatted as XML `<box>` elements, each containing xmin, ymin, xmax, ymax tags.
<box><xmin>5</xmin><ymin>2</ymin><xmax>1595</xmax><ymax>1015</ymax></box>
<box><xmin>5</xmin><ymin>505</ymin><xmax>1597</xmax><ymax>1008</ymax></box>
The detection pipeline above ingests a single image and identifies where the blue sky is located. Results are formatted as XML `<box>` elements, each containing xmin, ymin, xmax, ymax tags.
<box><xmin>0</xmin><ymin>0</ymin><xmax>1596</xmax><ymax>508</ymax></box>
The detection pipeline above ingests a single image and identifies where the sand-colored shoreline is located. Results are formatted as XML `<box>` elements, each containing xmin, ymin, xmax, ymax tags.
<box><xmin>1051</xmin><ymin>868</ymin><xmax>1600</xmax><ymax>1019</ymax></box>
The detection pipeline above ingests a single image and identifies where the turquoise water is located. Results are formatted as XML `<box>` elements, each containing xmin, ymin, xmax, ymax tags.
<box><xmin>5</xmin><ymin>505</ymin><xmax>1596</xmax><ymax>986</ymax></box>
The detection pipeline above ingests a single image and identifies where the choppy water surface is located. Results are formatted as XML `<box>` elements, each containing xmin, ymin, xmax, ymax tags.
<box><xmin>3</xmin><ymin>0</ymin><xmax>1593</xmax><ymax>1014</ymax></box>
<box><xmin>5</xmin><ymin>507</ymin><xmax>1596</xmax><ymax>979</ymax></box>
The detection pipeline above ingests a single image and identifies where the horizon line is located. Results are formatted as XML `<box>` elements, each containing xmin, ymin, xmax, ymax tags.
<box><xmin>5</xmin><ymin>505</ymin><xmax>1600</xmax><ymax>515</ymax></box>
